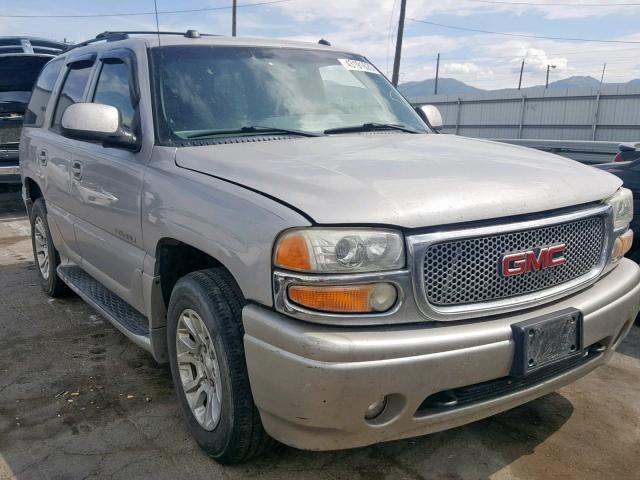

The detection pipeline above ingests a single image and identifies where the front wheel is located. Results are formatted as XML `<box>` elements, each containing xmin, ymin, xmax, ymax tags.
<box><xmin>167</xmin><ymin>269</ymin><xmax>275</xmax><ymax>464</ymax></box>
<box><xmin>30</xmin><ymin>198</ymin><xmax>70</xmax><ymax>297</ymax></box>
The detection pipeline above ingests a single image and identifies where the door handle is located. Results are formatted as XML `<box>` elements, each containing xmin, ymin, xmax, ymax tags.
<box><xmin>71</xmin><ymin>161</ymin><xmax>83</xmax><ymax>180</ymax></box>
<box><xmin>38</xmin><ymin>150</ymin><xmax>48</xmax><ymax>166</ymax></box>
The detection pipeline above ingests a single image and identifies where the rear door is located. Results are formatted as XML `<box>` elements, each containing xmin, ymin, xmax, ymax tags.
<box><xmin>17</xmin><ymin>56</ymin><xmax>63</xmax><ymax>182</ymax></box>
<box><xmin>70</xmin><ymin>48</ymin><xmax>150</xmax><ymax>312</ymax></box>
<box><xmin>25</xmin><ymin>56</ymin><xmax>95</xmax><ymax>262</ymax></box>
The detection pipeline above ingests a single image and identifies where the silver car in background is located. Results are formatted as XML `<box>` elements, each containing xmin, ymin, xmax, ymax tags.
<box><xmin>0</xmin><ymin>37</ymin><xmax>67</xmax><ymax>183</ymax></box>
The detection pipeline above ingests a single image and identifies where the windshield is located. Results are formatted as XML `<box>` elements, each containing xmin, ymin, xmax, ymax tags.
<box><xmin>151</xmin><ymin>46</ymin><xmax>427</xmax><ymax>144</ymax></box>
<box><xmin>0</xmin><ymin>56</ymin><xmax>51</xmax><ymax>93</ymax></box>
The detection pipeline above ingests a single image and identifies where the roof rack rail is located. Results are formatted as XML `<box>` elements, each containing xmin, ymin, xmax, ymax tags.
<box><xmin>69</xmin><ymin>30</ymin><xmax>219</xmax><ymax>50</ymax></box>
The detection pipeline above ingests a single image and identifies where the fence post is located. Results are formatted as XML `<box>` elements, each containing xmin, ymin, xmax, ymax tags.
<box><xmin>591</xmin><ymin>91</ymin><xmax>601</xmax><ymax>141</ymax></box>
<box><xmin>518</xmin><ymin>95</ymin><xmax>526</xmax><ymax>139</ymax></box>
<box><xmin>455</xmin><ymin>98</ymin><xmax>462</xmax><ymax>135</ymax></box>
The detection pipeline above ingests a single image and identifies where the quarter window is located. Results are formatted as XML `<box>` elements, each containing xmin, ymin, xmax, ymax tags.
<box><xmin>93</xmin><ymin>60</ymin><xmax>136</xmax><ymax>130</ymax></box>
<box><xmin>23</xmin><ymin>59</ymin><xmax>64</xmax><ymax>127</ymax></box>
<box><xmin>52</xmin><ymin>62</ymin><xmax>93</xmax><ymax>129</ymax></box>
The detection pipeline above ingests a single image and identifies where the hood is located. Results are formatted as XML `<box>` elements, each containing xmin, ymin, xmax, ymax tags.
<box><xmin>594</xmin><ymin>162</ymin><xmax>621</xmax><ymax>173</ymax></box>
<box><xmin>0</xmin><ymin>94</ymin><xmax>28</xmax><ymax>115</ymax></box>
<box><xmin>175</xmin><ymin>134</ymin><xmax>622</xmax><ymax>228</ymax></box>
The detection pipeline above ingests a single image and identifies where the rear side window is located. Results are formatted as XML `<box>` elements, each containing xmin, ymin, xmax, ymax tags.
<box><xmin>51</xmin><ymin>62</ymin><xmax>93</xmax><ymax>129</ymax></box>
<box><xmin>23</xmin><ymin>59</ymin><xmax>64</xmax><ymax>127</ymax></box>
<box><xmin>93</xmin><ymin>60</ymin><xmax>135</xmax><ymax>130</ymax></box>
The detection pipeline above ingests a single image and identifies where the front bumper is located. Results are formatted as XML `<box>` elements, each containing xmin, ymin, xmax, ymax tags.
<box><xmin>243</xmin><ymin>258</ymin><xmax>640</xmax><ymax>451</ymax></box>
<box><xmin>0</xmin><ymin>151</ymin><xmax>20</xmax><ymax>183</ymax></box>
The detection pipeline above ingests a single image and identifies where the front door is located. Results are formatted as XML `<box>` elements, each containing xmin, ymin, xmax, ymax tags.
<box><xmin>69</xmin><ymin>49</ymin><xmax>150</xmax><ymax>312</ymax></box>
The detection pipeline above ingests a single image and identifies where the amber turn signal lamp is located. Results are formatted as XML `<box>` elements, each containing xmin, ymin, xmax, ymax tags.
<box><xmin>613</xmin><ymin>229</ymin><xmax>634</xmax><ymax>259</ymax></box>
<box><xmin>275</xmin><ymin>234</ymin><xmax>311</xmax><ymax>271</ymax></box>
<box><xmin>287</xmin><ymin>283</ymin><xmax>397</xmax><ymax>314</ymax></box>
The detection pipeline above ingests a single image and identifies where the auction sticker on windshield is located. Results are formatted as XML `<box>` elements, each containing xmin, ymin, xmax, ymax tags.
<box><xmin>338</xmin><ymin>58</ymin><xmax>380</xmax><ymax>74</ymax></box>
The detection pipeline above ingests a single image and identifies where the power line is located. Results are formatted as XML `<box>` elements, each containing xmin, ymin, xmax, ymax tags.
<box><xmin>394</xmin><ymin>43</ymin><xmax>640</xmax><ymax>62</ymax></box>
<box><xmin>408</xmin><ymin>18</ymin><xmax>640</xmax><ymax>44</ymax></box>
<box><xmin>413</xmin><ymin>48</ymin><xmax>640</xmax><ymax>64</ymax></box>
<box><xmin>415</xmin><ymin>51</ymin><xmax>640</xmax><ymax>64</ymax></box>
<box><xmin>467</xmin><ymin>0</ymin><xmax>640</xmax><ymax>6</ymax></box>
<box><xmin>0</xmin><ymin>0</ymin><xmax>294</xmax><ymax>18</ymax></box>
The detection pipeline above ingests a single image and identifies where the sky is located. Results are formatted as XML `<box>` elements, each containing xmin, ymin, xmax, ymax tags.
<box><xmin>1</xmin><ymin>0</ymin><xmax>640</xmax><ymax>90</ymax></box>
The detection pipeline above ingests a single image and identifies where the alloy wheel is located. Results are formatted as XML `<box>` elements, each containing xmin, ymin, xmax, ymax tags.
<box><xmin>176</xmin><ymin>308</ymin><xmax>223</xmax><ymax>431</ymax></box>
<box><xmin>34</xmin><ymin>216</ymin><xmax>50</xmax><ymax>280</ymax></box>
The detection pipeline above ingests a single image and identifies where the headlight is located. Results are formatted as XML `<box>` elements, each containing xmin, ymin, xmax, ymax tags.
<box><xmin>612</xmin><ymin>229</ymin><xmax>634</xmax><ymax>260</ymax></box>
<box><xmin>606</xmin><ymin>187</ymin><xmax>634</xmax><ymax>230</ymax></box>
<box><xmin>274</xmin><ymin>228</ymin><xmax>405</xmax><ymax>273</ymax></box>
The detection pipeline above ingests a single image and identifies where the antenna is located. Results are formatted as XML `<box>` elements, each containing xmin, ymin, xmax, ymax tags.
<box><xmin>153</xmin><ymin>0</ymin><xmax>161</xmax><ymax>46</ymax></box>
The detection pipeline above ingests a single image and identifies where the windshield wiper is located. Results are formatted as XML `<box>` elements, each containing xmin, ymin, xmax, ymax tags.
<box><xmin>324</xmin><ymin>122</ymin><xmax>422</xmax><ymax>135</ymax></box>
<box><xmin>185</xmin><ymin>125</ymin><xmax>324</xmax><ymax>139</ymax></box>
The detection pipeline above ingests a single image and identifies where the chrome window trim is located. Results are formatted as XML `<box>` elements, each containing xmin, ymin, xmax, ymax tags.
<box><xmin>272</xmin><ymin>269</ymin><xmax>413</xmax><ymax>326</ymax></box>
<box><xmin>407</xmin><ymin>204</ymin><xmax>614</xmax><ymax>322</ymax></box>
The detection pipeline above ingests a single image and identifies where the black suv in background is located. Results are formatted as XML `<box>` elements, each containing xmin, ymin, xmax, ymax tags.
<box><xmin>612</xmin><ymin>142</ymin><xmax>640</xmax><ymax>164</ymax></box>
<box><xmin>1</xmin><ymin>37</ymin><xmax>67</xmax><ymax>184</ymax></box>
<box><xmin>597</xmin><ymin>153</ymin><xmax>640</xmax><ymax>262</ymax></box>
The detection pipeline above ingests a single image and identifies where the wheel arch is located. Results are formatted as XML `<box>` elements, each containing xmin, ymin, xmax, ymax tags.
<box><xmin>148</xmin><ymin>238</ymin><xmax>248</xmax><ymax>364</ymax></box>
<box><xmin>23</xmin><ymin>176</ymin><xmax>43</xmax><ymax>215</ymax></box>
<box><xmin>154</xmin><ymin>237</ymin><xmax>245</xmax><ymax>309</ymax></box>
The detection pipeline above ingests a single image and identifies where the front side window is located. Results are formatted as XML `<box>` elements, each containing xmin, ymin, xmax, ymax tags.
<box><xmin>93</xmin><ymin>60</ymin><xmax>135</xmax><ymax>130</ymax></box>
<box><xmin>52</xmin><ymin>61</ymin><xmax>93</xmax><ymax>129</ymax></box>
<box><xmin>151</xmin><ymin>46</ymin><xmax>427</xmax><ymax>145</ymax></box>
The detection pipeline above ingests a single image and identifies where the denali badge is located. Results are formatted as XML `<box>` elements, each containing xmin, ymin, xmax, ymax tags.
<box><xmin>500</xmin><ymin>244</ymin><xmax>567</xmax><ymax>277</ymax></box>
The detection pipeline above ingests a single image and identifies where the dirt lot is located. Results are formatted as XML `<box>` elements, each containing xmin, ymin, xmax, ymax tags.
<box><xmin>1</xmin><ymin>185</ymin><xmax>639</xmax><ymax>480</ymax></box>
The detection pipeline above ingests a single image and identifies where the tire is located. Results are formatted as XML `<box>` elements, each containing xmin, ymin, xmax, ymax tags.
<box><xmin>30</xmin><ymin>198</ymin><xmax>70</xmax><ymax>297</ymax></box>
<box><xmin>167</xmin><ymin>268</ymin><xmax>276</xmax><ymax>464</ymax></box>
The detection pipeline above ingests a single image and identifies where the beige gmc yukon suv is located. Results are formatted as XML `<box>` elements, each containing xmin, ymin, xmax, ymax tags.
<box><xmin>20</xmin><ymin>30</ymin><xmax>640</xmax><ymax>464</ymax></box>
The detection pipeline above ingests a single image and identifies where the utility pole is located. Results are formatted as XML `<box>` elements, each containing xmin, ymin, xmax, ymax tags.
<box><xmin>434</xmin><ymin>53</ymin><xmax>440</xmax><ymax>95</ymax></box>
<box><xmin>592</xmin><ymin>62</ymin><xmax>606</xmax><ymax>141</ymax></box>
<box><xmin>391</xmin><ymin>0</ymin><xmax>407</xmax><ymax>86</ymax></box>
<box><xmin>518</xmin><ymin>59</ymin><xmax>525</xmax><ymax>90</ymax></box>
<box><xmin>599</xmin><ymin>62</ymin><xmax>607</xmax><ymax>85</ymax></box>
<box><xmin>545</xmin><ymin>64</ymin><xmax>556</xmax><ymax>89</ymax></box>
<box><xmin>232</xmin><ymin>0</ymin><xmax>237</xmax><ymax>37</ymax></box>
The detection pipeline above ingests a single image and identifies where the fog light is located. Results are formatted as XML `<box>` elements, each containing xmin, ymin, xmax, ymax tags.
<box><xmin>369</xmin><ymin>283</ymin><xmax>397</xmax><ymax>312</ymax></box>
<box><xmin>612</xmin><ymin>229</ymin><xmax>634</xmax><ymax>259</ymax></box>
<box><xmin>364</xmin><ymin>396</ymin><xmax>388</xmax><ymax>420</ymax></box>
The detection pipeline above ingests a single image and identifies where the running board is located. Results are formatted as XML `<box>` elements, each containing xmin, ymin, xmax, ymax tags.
<box><xmin>57</xmin><ymin>266</ymin><xmax>151</xmax><ymax>352</ymax></box>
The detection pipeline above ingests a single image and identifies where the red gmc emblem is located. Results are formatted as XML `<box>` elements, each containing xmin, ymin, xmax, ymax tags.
<box><xmin>500</xmin><ymin>244</ymin><xmax>567</xmax><ymax>277</ymax></box>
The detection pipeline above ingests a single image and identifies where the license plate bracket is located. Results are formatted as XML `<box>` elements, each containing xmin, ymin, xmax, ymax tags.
<box><xmin>510</xmin><ymin>308</ymin><xmax>583</xmax><ymax>377</ymax></box>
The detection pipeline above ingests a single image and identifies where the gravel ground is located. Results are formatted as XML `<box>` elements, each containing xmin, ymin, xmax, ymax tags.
<box><xmin>1</xmin><ymin>185</ymin><xmax>639</xmax><ymax>480</ymax></box>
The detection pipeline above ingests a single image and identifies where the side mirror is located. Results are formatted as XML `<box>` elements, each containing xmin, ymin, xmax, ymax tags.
<box><xmin>415</xmin><ymin>104</ymin><xmax>443</xmax><ymax>132</ymax></box>
<box><xmin>61</xmin><ymin>103</ymin><xmax>139</xmax><ymax>151</ymax></box>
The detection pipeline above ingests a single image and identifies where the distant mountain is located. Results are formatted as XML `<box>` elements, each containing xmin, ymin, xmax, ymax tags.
<box><xmin>398</xmin><ymin>78</ymin><xmax>483</xmax><ymax>97</ymax></box>
<box><xmin>399</xmin><ymin>75</ymin><xmax>640</xmax><ymax>99</ymax></box>
<box><xmin>545</xmin><ymin>76</ymin><xmax>602</xmax><ymax>89</ymax></box>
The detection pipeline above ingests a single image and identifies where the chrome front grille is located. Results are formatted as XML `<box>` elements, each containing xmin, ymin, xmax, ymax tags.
<box><xmin>424</xmin><ymin>216</ymin><xmax>604</xmax><ymax>306</ymax></box>
<box><xmin>409</xmin><ymin>205</ymin><xmax>613</xmax><ymax>321</ymax></box>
